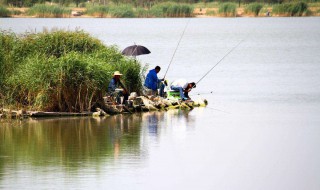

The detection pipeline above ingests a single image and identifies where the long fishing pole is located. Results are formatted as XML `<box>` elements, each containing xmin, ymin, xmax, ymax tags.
<box><xmin>163</xmin><ymin>19</ymin><xmax>190</xmax><ymax>79</ymax></box>
<box><xmin>196</xmin><ymin>39</ymin><xmax>244</xmax><ymax>85</ymax></box>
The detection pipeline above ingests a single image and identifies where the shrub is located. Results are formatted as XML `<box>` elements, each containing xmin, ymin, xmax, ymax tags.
<box><xmin>0</xmin><ymin>30</ymin><xmax>143</xmax><ymax>112</ymax></box>
<box><xmin>109</xmin><ymin>4</ymin><xmax>135</xmax><ymax>18</ymax></box>
<box><xmin>0</xmin><ymin>6</ymin><xmax>11</xmax><ymax>17</ymax></box>
<box><xmin>150</xmin><ymin>2</ymin><xmax>194</xmax><ymax>17</ymax></box>
<box><xmin>85</xmin><ymin>5</ymin><xmax>109</xmax><ymax>17</ymax></box>
<box><xmin>27</xmin><ymin>4</ymin><xmax>71</xmax><ymax>18</ymax></box>
<box><xmin>272</xmin><ymin>2</ymin><xmax>309</xmax><ymax>16</ymax></box>
<box><xmin>245</xmin><ymin>3</ymin><xmax>263</xmax><ymax>16</ymax></box>
<box><xmin>218</xmin><ymin>3</ymin><xmax>237</xmax><ymax>17</ymax></box>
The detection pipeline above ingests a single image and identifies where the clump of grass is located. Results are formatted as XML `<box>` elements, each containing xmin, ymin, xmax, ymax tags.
<box><xmin>194</xmin><ymin>2</ymin><xmax>219</xmax><ymax>9</ymax></box>
<box><xmin>245</xmin><ymin>3</ymin><xmax>263</xmax><ymax>16</ymax></box>
<box><xmin>85</xmin><ymin>5</ymin><xmax>109</xmax><ymax>17</ymax></box>
<box><xmin>0</xmin><ymin>30</ymin><xmax>17</xmax><ymax>88</ymax></box>
<box><xmin>27</xmin><ymin>4</ymin><xmax>71</xmax><ymax>18</ymax></box>
<box><xmin>0</xmin><ymin>6</ymin><xmax>11</xmax><ymax>17</ymax></box>
<box><xmin>218</xmin><ymin>3</ymin><xmax>237</xmax><ymax>17</ymax></box>
<box><xmin>150</xmin><ymin>2</ymin><xmax>194</xmax><ymax>17</ymax></box>
<box><xmin>135</xmin><ymin>7</ymin><xmax>152</xmax><ymax>18</ymax></box>
<box><xmin>10</xmin><ymin>9</ymin><xmax>22</xmax><ymax>15</ymax></box>
<box><xmin>109</xmin><ymin>4</ymin><xmax>135</xmax><ymax>18</ymax></box>
<box><xmin>0</xmin><ymin>30</ymin><xmax>143</xmax><ymax>112</ymax></box>
<box><xmin>272</xmin><ymin>2</ymin><xmax>309</xmax><ymax>16</ymax></box>
<box><xmin>206</xmin><ymin>9</ymin><xmax>216</xmax><ymax>16</ymax></box>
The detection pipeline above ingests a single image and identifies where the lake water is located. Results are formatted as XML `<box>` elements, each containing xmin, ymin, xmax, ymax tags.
<box><xmin>1</xmin><ymin>17</ymin><xmax>320</xmax><ymax>190</ymax></box>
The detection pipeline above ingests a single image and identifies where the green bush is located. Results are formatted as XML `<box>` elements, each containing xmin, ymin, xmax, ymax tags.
<box><xmin>273</xmin><ymin>2</ymin><xmax>309</xmax><ymax>16</ymax></box>
<box><xmin>0</xmin><ymin>31</ymin><xmax>17</xmax><ymax>89</ymax></box>
<box><xmin>27</xmin><ymin>4</ymin><xmax>71</xmax><ymax>18</ymax></box>
<box><xmin>135</xmin><ymin>7</ymin><xmax>151</xmax><ymax>18</ymax></box>
<box><xmin>0</xmin><ymin>30</ymin><xmax>143</xmax><ymax>112</ymax></box>
<box><xmin>245</xmin><ymin>3</ymin><xmax>263</xmax><ymax>16</ymax></box>
<box><xmin>150</xmin><ymin>2</ymin><xmax>194</xmax><ymax>17</ymax></box>
<box><xmin>85</xmin><ymin>5</ymin><xmax>109</xmax><ymax>17</ymax></box>
<box><xmin>0</xmin><ymin>6</ymin><xmax>11</xmax><ymax>17</ymax></box>
<box><xmin>218</xmin><ymin>3</ymin><xmax>237</xmax><ymax>17</ymax></box>
<box><xmin>109</xmin><ymin>4</ymin><xmax>135</xmax><ymax>18</ymax></box>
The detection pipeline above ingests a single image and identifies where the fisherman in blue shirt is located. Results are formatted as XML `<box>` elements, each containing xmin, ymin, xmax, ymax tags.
<box><xmin>144</xmin><ymin>66</ymin><xmax>165</xmax><ymax>96</ymax></box>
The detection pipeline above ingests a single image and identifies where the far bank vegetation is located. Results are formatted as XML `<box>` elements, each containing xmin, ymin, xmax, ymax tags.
<box><xmin>0</xmin><ymin>0</ymin><xmax>319</xmax><ymax>18</ymax></box>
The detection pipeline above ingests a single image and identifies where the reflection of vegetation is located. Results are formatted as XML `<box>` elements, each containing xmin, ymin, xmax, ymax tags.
<box><xmin>0</xmin><ymin>115</ymin><xmax>142</xmax><ymax>173</ymax></box>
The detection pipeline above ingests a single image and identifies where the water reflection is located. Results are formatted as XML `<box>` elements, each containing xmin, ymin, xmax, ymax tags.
<box><xmin>0</xmin><ymin>115</ymin><xmax>144</xmax><ymax>174</ymax></box>
<box><xmin>143</xmin><ymin>109</ymin><xmax>195</xmax><ymax>135</ymax></box>
<box><xmin>0</xmin><ymin>110</ymin><xmax>195</xmax><ymax>176</ymax></box>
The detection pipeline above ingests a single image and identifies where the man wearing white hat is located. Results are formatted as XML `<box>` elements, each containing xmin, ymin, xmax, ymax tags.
<box><xmin>108</xmin><ymin>71</ymin><xmax>128</xmax><ymax>104</ymax></box>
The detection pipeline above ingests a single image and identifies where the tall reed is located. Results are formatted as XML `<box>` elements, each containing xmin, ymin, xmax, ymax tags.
<box><xmin>85</xmin><ymin>5</ymin><xmax>109</xmax><ymax>17</ymax></box>
<box><xmin>109</xmin><ymin>4</ymin><xmax>135</xmax><ymax>18</ymax></box>
<box><xmin>245</xmin><ymin>3</ymin><xmax>263</xmax><ymax>16</ymax></box>
<box><xmin>1</xmin><ymin>30</ymin><xmax>143</xmax><ymax>112</ymax></box>
<box><xmin>0</xmin><ymin>5</ymin><xmax>10</xmax><ymax>17</ymax></box>
<box><xmin>135</xmin><ymin>7</ymin><xmax>152</xmax><ymax>18</ymax></box>
<box><xmin>0</xmin><ymin>30</ymin><xmax>17</xmax><ymax>89</ymax></box>
<box><xmin>272</xmin><ymin>2</ymin><xmax>309</xmax><ymax>16</ymax></box>
<box><xmin>218</xmin><ymin>3</ymin><xmax>237</xmax><ymax>17</ymax></box>
<box><xmin>27</xmin><ymin>4</ymin><xmax>71</xmax><ymax>18</ymax></box>
<box><xmin>150</xmin><ymin>2</ymin><xmax>194</xmax><ymax>17</ymax></box>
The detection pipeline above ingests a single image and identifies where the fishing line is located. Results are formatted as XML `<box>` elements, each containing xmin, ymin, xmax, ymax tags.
<box><xmin>206</xmin><ymin>106</ymin><xmax>231</xmax><ymax>114</ymax></box>
<box><xmin>164</xmin><ymin>19</ymin><xmax>191</xmax><ymax>79</ymax></box>
<box><xmin>192</xmin><ymin>91</ymin><xmax>214</xmax><ymax>96</ymax></box>
<box><xmin>196</xmin><ymin>39</ymin><xmax>244</xmax><ymax>85</ymax></box>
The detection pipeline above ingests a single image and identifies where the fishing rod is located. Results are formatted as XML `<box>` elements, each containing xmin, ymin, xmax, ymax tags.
<box><xmin>163</xmin><ymin>19</ymin><xmax>190</xmax><ymax>79</ymax></box>
<box><xmin>196</xmin><ymin>39</ymin><xmax>244</xmax><ymax>85</ymax></box>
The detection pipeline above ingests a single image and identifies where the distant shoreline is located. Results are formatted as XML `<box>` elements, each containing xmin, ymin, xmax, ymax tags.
<box><xmin>5</xmin><ymin>5</ymin><xmax>320</xmax><ymax>18</ymax></box>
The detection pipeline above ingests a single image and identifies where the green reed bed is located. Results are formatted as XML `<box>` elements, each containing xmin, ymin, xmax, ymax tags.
<box><xmin>135</xmin><ymin>7</ymin><xmax>152</xmax><ymax>18</ymax></box>
<box><xmin>150</xmin><ymin>2</ymin><xmax>194</xmax><ymax>17</ymax></box>
<box><xmin>272</xmin><ymin>2</ymin><xmax>310</xmax><ymax>16</ymax></box>
<box><xmin>0</xmin><ymin>30</ymin><xmax>143</xmax><ymax>112</ymax></box>
<box><xmin>0</xmin><ymin>6</ymin><xmax>11</xmax><ymax>17</ymax></box>
<box><xmin>109</xmin><ymin>4</ymin><xmax>135</xmax><ymax>18</ymax></box>
<box><xmin>85</xmin><ymin>5</ymin><xmax>109</xmax><ymax>17</ymax></box>
<box><xmin>218</xmin><ymin>3</ymin><xmax>237</xmax><ymax>17</ymax></box>
<box><xmin>245</xmin><ymin>3</ymin><xmax>264</xmax><ymax>16</ymax></box>
<box><xmin>85</xmin><ymin>4</ymin><xmax>135</xmax><ymax>18</ymax></box>
<box><xmin>27</xmin><ymin>4</ymin><xmax>71</xmax><ymax>18</ymax></box>
<box><xmin>194</xmin><ymin>2</ymin><xmax>219</xmax><ymax>9</ymax></box>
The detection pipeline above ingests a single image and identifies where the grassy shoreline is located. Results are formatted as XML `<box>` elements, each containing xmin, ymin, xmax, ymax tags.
<box><xmin>1</xmin><ymin>2</ymin><xmax>320</xmax><ymax>18</ymax></box>
<box><xmin>0</xmin><ymin>29</ymin><xmax>144</xmax><ymax>113</ymax></box>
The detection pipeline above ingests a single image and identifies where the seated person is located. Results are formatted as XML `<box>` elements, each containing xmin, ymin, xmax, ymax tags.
<box><xmin>108</xmin><ymin>71</ymin><xmax>128</xmax><ymax>104</ymax></box>
<box><xmin>144</xmin><ymin>66</ymin><xmax>165</xmax><ymax>97</ymax></box>
<box><xmin>170</xmin><ymin>79</ymin><xmax>196</xmax><ymax>101</ymax></box>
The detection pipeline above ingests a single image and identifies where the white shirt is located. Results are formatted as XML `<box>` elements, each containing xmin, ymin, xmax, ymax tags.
<box><xmin>171</xmin><ymin>79</ymin><xmax>188</xmax><ymax>89</ymax></box>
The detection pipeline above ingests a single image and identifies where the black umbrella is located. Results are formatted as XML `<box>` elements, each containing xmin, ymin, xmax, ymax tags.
<box><xmin>122</xmin><ymin>45</ymin><xmax>151</xmax><ymax>57</ymax></box>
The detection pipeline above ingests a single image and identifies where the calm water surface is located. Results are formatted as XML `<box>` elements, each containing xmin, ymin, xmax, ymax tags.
<box><xmin>1</xmin><ymin>17</ymin><xmax>320</xmax><ymax>189</ymax></box>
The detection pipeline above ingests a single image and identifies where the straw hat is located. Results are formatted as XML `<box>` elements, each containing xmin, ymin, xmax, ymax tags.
<box><xmin>113</xmin><ymin>71</ymin><xmax>123</xmax><ymax>76</ymax></box>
